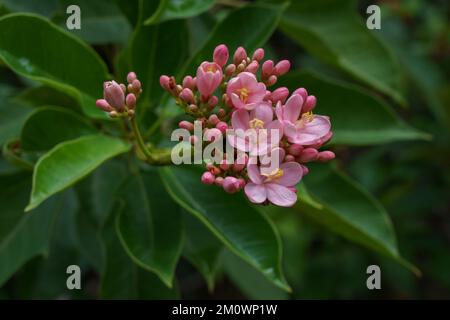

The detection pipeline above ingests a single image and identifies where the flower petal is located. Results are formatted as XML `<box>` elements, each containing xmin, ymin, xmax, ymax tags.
<box><xmin>244</xmin><ymin>183</ymin><xmax>267</xmax><ymax>204</ymax></box>
<box><xmin>278</xmin><ymin>162</ymin><xmax>303</xmax><ymax>186</ymax></box>
<box><xmin>250</xmin><ymin>102</ymin><xmax>273</xmax><ymax>124</ymax></box>
<box><xmin>231</xmin><ymin>109</ymin><xmax>250</xmax><ymax>131</ymax></box>
<box><xmin>284</xmin><ymin>94</ymin><xmax>303</xmax><ymax>122</ymax></box>
<box><xmin>266</xmin><ymin>183</ymin><xmax>297</xmax><ymax>207</ymax></box>
<box><xmin>247</xmin><ymin>164</ymin><xmax>263</xmax><ymax>184</ymax></box>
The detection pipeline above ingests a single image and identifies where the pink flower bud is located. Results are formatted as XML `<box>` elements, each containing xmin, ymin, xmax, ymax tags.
<box><xmin>120</xmin><ymin>83</ymin><xmax>126</xmax><ymax>93</ymax></box>
<box><xmin>288</xmin><ymin>143</ymin><xmax>303</xmax><ymax>156</ymax></box>
<box><xmin>317</xmin><ymin>151</ymin><xmax>335</xmax><ymax>162</ymax></box>
<box><xmin>96</xmin><ymin>99</ymin><xmax>113</xmax><ymax>112</ymax></box>
<box><xmin>208</xmin><ymin>96</ymin><xmax>218</xmax><ymax>108</ymax></box>
<box><xmin>245</xmin><ymin>61</ymin><xmax>259</xmax><ymax>74</ymax></box>
<box><xmin>233</xmin><ymin>47</ymin><xmax>247</xmax><ymax>65</ymax></box>
<box><xmin>303</xmin><ymin>95</ymin><xmax>317</xmax><ymax>113</ymax></box>
<box><xmin>179</xmin><ymin>88</ymin><xmax>195</xmax><ymax>104</ymax></box>
<box><xmin>219</xmin><ymin>160</ymin><xmax>230</xmax><ymax>171</ymax></box>
<box><xmin>270</xmin><ymin>87</ymin><xmax>289</xmax><ymax>104</ymax></box>
<box><xmin>182</xmin><ymin>76</ymin><xmax>196</xmax><ymax>90</ymax></box>
<box><xmin>267</xmin><ymin>75</ymin><xmax>277</xmax><ymax>86</ymax></box>
<box><xmin>214</xmin><ymin>177</ymin><xmax>224</xmax><ymax>186</ymax></box>
<box><xmin>127</xmin><ymin>72</ymin><xmax>137</xmax><ymax>83</ymax></box>
<box><xmin>132</xmin><ymin>79</ymin><xmax>141</xmax><ymax>91</ymax></box>
<box><xmin>237</xmin><ymin>178</ymin><xmax>246</xmax><ymax>189</ymax></box>
<box><xmin>218</xmin><ymin>108</ymin><xmax>226</xmax><ymax>118</ymax></box>
<box><xmin>292</xmin><ymin>87</ymin><xmax>308</xmax><ymax>101</ymax></box>
<box><xmin>189</xmin><ymin>135</ymin><xmax>198</xmax><ymax>145</ymax></box>
<box><xmin>201</xmin><ymin>171</ymin><xmax>215</xmax><ymax>185</ymax></box>
<box><xmin>208</xmin><ymin>114</ymin><xmax>220</xmax><ymax>126</ymax></box>
<box><xmin>126</xmin><ymin>93</ymin><xmax>136</xmax><ymax>109</ymax></box>
<box><xmin>216</xmin><ymin>121</ymin><xmax>228</xmax><ymax>133</ymax></box>
<box><xmin>252</xmin><ymin>48</ymin><xmax>264</xmax><ymax>61</ymax></box>
<box><xmin>204</xmin><ymin>128</ymin><xmax>222</xmax><ymax>142</ymax></box>
<box><xmin>262</xmin><ymin>60</ymin><xmax>274</xmax><ymax>78</ymax></box>
<box><xmin>196</xmin><ymin>62</ymin><xmax>223</xmax><ymax>99</ymax></box>
<box><xmin>301</xmin><ymin>165</ymin><xmax>309</xmax><ymax>176</ymax></box>
<box><xmin>179</xmin><ymin>120</ymin><xmax>194</xmax><ymax>131</ymax></box>
<box><xmin>213</xmin><ymin>44</ymin><xmax>229</xmax><ymax>67</ymax></box>
<box><xmin>225</xmin><ymin>64</ymin><xmax>236</xmax><ymax>76</ymax></box>
<box><xmin>103</xmin><ymin>80</ymin><xmax>125</xmax><ymax>111</ymax></box>
<box><xmin>160</xmin><ymin>75</ymin><xmax>171</xmax><ymax>91</ymax></box>
<box><xmin>285</xmin><ymin>154</ymin><xmax>295</xmax><ymax>162</ymax></box>
<box><xmin>274</xmin><ymin>60</ymin><xmax>290</xmax><ymax>76</ymax></box>
<box><xmin>297</xmin><ymin>148</ymin><xmax>318</xmax><ymax>163</ymax></box>
<box><xmin>223</xmin><ymin>176</ymin><xmax>240</xmax><ymax>193</ymax></box>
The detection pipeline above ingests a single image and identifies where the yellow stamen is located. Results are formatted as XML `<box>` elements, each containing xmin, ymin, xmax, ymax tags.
<box><xmin>295</xmin><ymin>111</ymin><xmax>314</xmax><ymax>129</ymax></box>
<box><xmin>238</xmin><ymin>87</ymin><xmax>249</xmax><ymax>102</ymax></box>
<box><xmin>206</xmin><ymin>65</ymin><xmax>218</xmax><ymax>72</ymax></box>
<box><xmin>262</xmin><ymin>168</ymin><xmax>284</xmax><ymax>182</ymax></box>
<box><xmin>249</xmin><ymin>118</ymin><xmax>265</xmax><ymax>129</ymax></box>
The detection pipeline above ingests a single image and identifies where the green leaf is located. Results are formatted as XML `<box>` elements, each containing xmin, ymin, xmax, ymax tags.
<box><xmin>0</xmin><ymin>173</ymin><xmax>77</xmax><ymax>286</ymax></box>
<box><xmin>26</xmin><ymin>135</ymin><xmax>130</xmax><ymax>212</ymax></box>
<box><xmin>116</xmin><ymin>170</ymin><xmax>184</xmax><ymax>287</ymax></box>
<box><xmin>183</xmin><ymin>212</ymin><xmax>222</xmax><ymax>290</ymax></box>
<box><xmin>21</xmin><ymin>107</ymin><xmax>96</xmax><ymax>151</ymax></box>
<box><xmin>127</xmin><ymin>1</ymin><xmax>188</xmax><ymax>110</ymax></box>
<box><xmin>0</xmin><ymin>13</ymin><xmax>109</xmax><ymax>118</ymax></box>
<box><xmin>160</xmin><ymin>165</ymin><xmax>290</xmax><ymax>292</ymax></box>
<box><xmin>223</xmin><ymin>250</ymin><xmax>288</xmax><ymax>300</ymax></box>
<box><xmin>277</xmin><ymin>71</ymin><xmax>430</xmax><ymax>145</ymax></box>
<box><xmin>183</xmin><ymin>2</ymin><xmax>286</xmax><ymax>75</ymax></box>
<box><xmin>297</xmin><ymin>164</ymin><xmax>419</xmax><ymax>275</ymax></box>
<box><xmin>279</xmin><ymin>0</ymin><xmax>405</xmax><ymax>105</ymax></box>
<box><xmin>144</xmin><ymin>0</ymin><xmax>216</xmax><ymax>25</ymax></box>
<box><xmin>13</xmin><ymin>85</ymin><xmax>79</xmax><ymax>110</ymax></box>
<box><xmin>0</xmin><ymin>100</ymin><xmax>33</xmax><ymax>146</ymax></box>
<box><xmin>101</xmin><ymin>214</ymin><xmax>179</xmax><ymax>299</ymax></box>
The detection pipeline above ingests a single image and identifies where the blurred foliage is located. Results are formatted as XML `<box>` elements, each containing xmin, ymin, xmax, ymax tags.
<box><xmin>0</xmin><ymin>0</ymin><xmax>448</xmax><ymax>299</ymax></box>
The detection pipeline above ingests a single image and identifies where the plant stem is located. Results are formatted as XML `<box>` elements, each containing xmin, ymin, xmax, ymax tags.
<box><xmin>129</xmin><ymin>116</ymin><xmax>172</xmax><ymax>166</ymax></box>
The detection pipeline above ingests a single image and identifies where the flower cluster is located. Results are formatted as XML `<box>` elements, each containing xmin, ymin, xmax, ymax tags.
<box><xmin>96</xmin><ymin>72</ymin><xmax>142</xmax><ymax>118</ymax></box>
<box><xmin>161</xmin><ymin>44</ymin><xmax>335</xmax><ymax>207</ymax></box>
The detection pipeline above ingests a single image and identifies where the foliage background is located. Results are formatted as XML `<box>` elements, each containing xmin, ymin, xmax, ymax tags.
<box><xmin>0</xmin><ymin>0</ymin><xmax>449</xmax><ymax>299</ymax></box>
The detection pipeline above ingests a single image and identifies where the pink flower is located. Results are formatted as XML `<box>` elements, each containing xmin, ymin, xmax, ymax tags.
<box><xmin>228</xmin><ymin>103</ymin><xmax>282</xmax><ymax>156</ymax></box>
<box><xmin>226</xmin><ymin>72</ymin><xmax>266</xmax><ymax>110</ymax></box>
<box><xmin>244</xmin><ymin>148</ymin><xmax>302</xmax><ymax>207</ymax></box>
<box><xmin>196</xmin><ymin>62</ymin><xmax>223</xmax><ymax>98</ymax></box>
<box><xmin>213</xmin><ymin>44</ymin><xmax>229</xmax><ymax>67</ymax></box>
<box><xmin>276</xmin><ymin>94</ymin><xmax>331</xmax><ymax>145</ymax></box>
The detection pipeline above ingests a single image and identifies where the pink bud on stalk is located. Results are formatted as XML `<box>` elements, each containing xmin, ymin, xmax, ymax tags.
<box><xmin>252</xmin><ymin>48</ymin><xmax>264</xmax><ymax>61</ymax></box>
<box><xmin>223</xmin><ymin>176</ymin><xmax>241</xmax><ymax>193</ymax></box>
<box><xmin>302</xmin><ymin>95</ymin><xmax>317</xmax><ymax>113</ymax></box>
<box><xmin>273</xmin><ymin>60</ymin><xmax>291</xmax><ymax>76</ymax></box>
<box><xmin>213</xmin><ymin>44</ymin><xmax>229</xmax><ymax>67</ymax></box>
<box><xmin>270</xmin><ymin>87</ymin><xmax>289</xmax><ymax>104</ymax></box>
<box><xmin>201</xmin><ymin>172</ymin><xmax>215</xmax><ymax>185</ymax></box>
<box><xmin>196</xmin><ymin>62</ymin><xmax>223</xmax><ymax>99</ymax></box>
<box><xmin>182</xmin><ymin>76</ymin><xmax>196</xmax><ymax>90</ymax></box>
<box><xmin>233</xmin><ymin>47</ymin><xmax>247</xmax><ymax>65</ymax></box>
<box><xmin>103</xmin><ymin>81</ymin><xmax>125</xmax><ymax>111</ymax></box>
<box><xmin>179</xmin><ymin>88</ymin><xmax>195</xmax><ymax>104</ymax></box>
<box><xmin>126</xmin><ymin>93</ymin><xmax>136</xmax><ymax>109</ymax></box>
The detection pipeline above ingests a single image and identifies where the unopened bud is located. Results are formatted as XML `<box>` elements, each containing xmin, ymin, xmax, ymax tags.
<box><xmin>179</xmin><ymin>120</ymin><xmax>194</xmax><ymax>131</ymax></box>
<box><xmin>96</xmin><ymin>99</ymin><xmax>113</xmax><ymax>112</ymax></box>
<box><xmin>267</xmin><ymin>75</ymin><xmax>277</xmax><ymax>86</ymax></box>
<box><xmin>245</xmin><ymin>61</ymin><xmax>259</xmax><ymax>74</ymax></box>
<box><xmin>297</xmin><ymin>148</ymin><xmax>318</xmax><ymax>163</ymax></box>
<box><xmin>179</xmin><ymin>88</ymin><xmax>195</xmax><ymax>104</ymax></box>
<box><xmin>223</xmin><ymin>176</ymin><xmax>240</xmax><ymax>193</ymax></box>
<box><xmin>225</xmin><ymin>64</ymin><xmax>236</xmax><ymax>76</ymax></box>
<box><xmin>126</xmin><ymin>93</ymin><xmax>136</xmax><ymax>109</ymax></box>
<box><xmin>274</xmin><ymin>60</ymin><xmax>290</xmax><ymax>76</ymax></box>
<box><xmin>303</xmin><ymin>95</ymin><xmax>317</xmax><ymax>113</ymax></box>
<box><xmin>270</xmin><ymin>87</ymin><xmax>289</xmax><ymax>104</ymax></box>
<box><xmin>317</xmin><ymin>151</ymin><xmax>335</xmax><ymax>162</ymax></box>
<box><xmin>252</xmin><ymin>48</ymin><xmax>264</xmax><ymax>61</ymax></box>
<box><xmin>216</xmin><ymin>121</ymin><xmax>228</xmax><ymax>133</ymax></box>
<box><xmin>127</xmin><ymin>72</ymin><xmax>137</xmax><ymax>83</ymax></box>
<box><xmin>213</xmin><ymin>44</ymin><xmax>229</xmax><ymax>67</ymax></box>
<box><xmin>208</xmin><ymin>114</ymin><xmax>220</xmax><ymax>126</ymax></box>
<box><xmin>182</xmin><ymin>76</ymin><xmax>196</xmax><ymax>90</ymax></box>
<box><xmin>262</xmin><ymin>60</ymin><xmax>274</xmax><ymax>79</ymax></box>
<box><xmin>233</xmin><ymin>46</ymin><xmax>247</xmax><ymax>65</ymax></box>
<box><xmin>201</xmin><ymin>171</ymin><xmax>215</xmax><ymax>185</ymax></box>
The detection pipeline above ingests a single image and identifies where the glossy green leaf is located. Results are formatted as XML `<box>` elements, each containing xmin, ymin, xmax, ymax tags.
<box><xmin>223</xmin><ymin>250</ymin><xmax>288</xmax><ymax>300</ymax></box>
<box><xmin>13</xmin><ymin>85</ymin><xmax>79</xmax><ymax>110</ymax></box>
<box><xmin>277</xmin><ymin>71</ymin><xmax>430</xmax><ymax>145</ymax></box>
<box><xmin>21</xmin><ymin>107</ymin><xmax>96</xmax><ymax>151</ymax></box>
<box><xmin>57</xmin><ymin>0</ymin><xmax>131</xmax><ymax>44</ymax></box>
<box><xmin>144</xmin><ymin>0</ymin><xmax>215</xmax><ymax>25</ymax></box>
<box><xmin>279</xmin><ymin>0</ymin><xmax>405</xmax><ymax>105</ymax></box>
<box><xmin>0</xmin><ymin>13</ymin><xmax>109</xmax><ymax>118</ymax></box>
<box><xmin>0</xmin><ymin>173</ymin><xmax>77</xmax><ymax>286</ymax></box>
<box><xmin>0</xmin><ymin>100</ymin><xmax>32</xmax><ymax>145</ymax></box>
<box><xmin>297</xmin><ymin>164</ymin><xmax>418</xmax><ymax>274</ymax></box>
<box><xmin>101</xmin><ymin>214</ymin><xmax>179</xmax><ymax>299</ymax></box>
<box><xmin>127</xmin><ymin>1</ymin><xmax>187</xmax><ymax>111</ymax></box>
<box><xmin>26</xmin><ymin>135</ymin><xmax>130</xmax><ymax>212</ymax></box>
<box><xmin>116</xmin><ymin>171</ymin><xmax>184</xmax><ymax>287</ymax></box>
<box><xmin>182</xmin><ymin>2</ymin><xmax>286</xmax><ymax>75</ymax></box>
<box><xmin>183</xmin><ymin>212</ymin><xmax>222</xmax><ymax>290</ymax></box>
<box><xmin>160</xmin><ymin>165</ymin><xmax>290</xmax><ymax>292</ymax></box>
